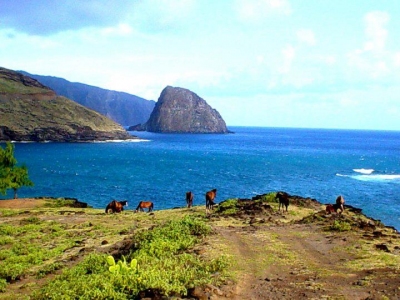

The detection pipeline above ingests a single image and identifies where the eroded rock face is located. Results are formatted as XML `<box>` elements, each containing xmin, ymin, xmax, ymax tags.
<box><xmin>144</xmin><ymin>86</ymin><xmax>231</xmax><ymax>133</ymax></box>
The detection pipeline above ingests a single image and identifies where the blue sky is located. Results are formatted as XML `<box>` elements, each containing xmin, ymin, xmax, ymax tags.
<box><xmin>1</xmin><ymin>0</ymin><xmax>399</xmax><ymax>130</ymax></box>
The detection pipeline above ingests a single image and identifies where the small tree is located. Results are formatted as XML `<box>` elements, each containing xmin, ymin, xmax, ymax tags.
<box><xmin>0</xmin><ymin>142</ymin><xmax>34</xmax><ymax>199</ymax></box>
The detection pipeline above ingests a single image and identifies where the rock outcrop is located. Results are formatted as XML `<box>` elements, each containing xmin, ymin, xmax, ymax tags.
<box><xmin>0</xmin><ymin>67</ymin><xmax>136</xmax><ymax>142</ymax></box>
<box><xmin>138</xmin><ymin>86</ymin><xmax>231</xmax><ymax>133</ymax></box>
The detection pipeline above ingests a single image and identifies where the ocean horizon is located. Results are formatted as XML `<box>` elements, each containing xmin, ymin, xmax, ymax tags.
<box><xmin>1</xmin><ymin>126</ymin><xmax>399</xmax><ymax>230</ymax></box>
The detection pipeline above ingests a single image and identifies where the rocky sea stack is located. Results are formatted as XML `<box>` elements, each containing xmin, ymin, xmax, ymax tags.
<box><xmin>0</xmin><ymin>67</ymin><xmax>135</xmax><ymax>142</ymax></box>
<box><xmin>134</xmin><ymin>86</ymin><xmax>231</xmax><ymax>133</ymax></box>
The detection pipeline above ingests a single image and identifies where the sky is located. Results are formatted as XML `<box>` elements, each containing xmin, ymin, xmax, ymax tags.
<box><xmin>1</xmin><ymin>0</ymin><xmax>400</xmax><ymax>130</ymax></box>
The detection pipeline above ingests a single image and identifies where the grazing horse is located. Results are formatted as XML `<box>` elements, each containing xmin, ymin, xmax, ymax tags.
<box><xmin>325</xmin><ymin>204</ymin><xmax>336</xmax><ymax>214</ymax></box>
<box><xmin>276</xmin><ymin>192</ymin><xmax>289</xmax><ymax>212</ymax></box>
<box><xmin>135</xmin><ymin>201</ymin><xmax>154</xmax><ymax>212</ymax></box>
<box><xmin>105</xmin><ymin>200</ymin><xmax>128</xmax><ymax>214</ymax></box>
<box><xmin>335</xmin><ymin>195</ymin><xmax>345</xmax><ymax>214</ymax></box>
<box><xmin>205</xmin><ymin>189</ymin><xmax>217</xmax><ymax>211</ymax></box>
<box><xmin>186</xmin><ymin>191</ymin><xmax>194</xmax><ymax>208</ymax></box>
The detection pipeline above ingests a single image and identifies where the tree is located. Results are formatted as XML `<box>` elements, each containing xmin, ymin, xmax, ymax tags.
<box><xmin>0</xmin><ymin>142</ymin><xmax>34</xmax><ymax>199</ymax></box>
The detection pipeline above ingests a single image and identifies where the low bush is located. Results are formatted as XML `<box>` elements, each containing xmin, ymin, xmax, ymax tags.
<box><xmin>259</xmin><ymin>193</ymin><xmax>278</xmax><ymax>203</ymax></box>
<box><xmin>329</xmin><ymin>220</ymin><xmax>352</xmax><ymax>232</ymax></box>
<box><xmin>32</xmin><ymin>215</ymin><xmax>229</xmax><ymax>299</ymax></box>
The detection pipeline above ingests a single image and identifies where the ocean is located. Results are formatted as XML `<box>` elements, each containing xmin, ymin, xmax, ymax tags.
<box><xmin>2</xmin><ymin>127</ymin><xmax>400</xmax><ymax>230</ymax></box>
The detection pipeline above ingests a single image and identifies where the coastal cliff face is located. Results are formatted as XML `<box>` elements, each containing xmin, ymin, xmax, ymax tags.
<box><xmin>143</xmin><ymin>86</ymin><xmax>230</xmax><ymax>133</ymax></box>
<box><xmin>19</xmin><ymin>71</ymin><xmax>155</xmax><ymax>126</ymax></box>
<box><xmin>0</xmin><ymin>67</ymin><xmax>135</xmax><ymax>142</ymax></box>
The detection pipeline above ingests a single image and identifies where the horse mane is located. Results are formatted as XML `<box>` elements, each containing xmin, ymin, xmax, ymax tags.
<box><xmin>135</xmin><ymin>201</ymin><xmax>143</xmax><ymax>211</ymax></box>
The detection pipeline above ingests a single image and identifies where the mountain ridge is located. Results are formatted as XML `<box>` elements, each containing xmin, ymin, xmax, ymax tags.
<box><xmin>19</xmin><ymin>71</ymin><xmax>155</xmax><ymax>127</ymax></box>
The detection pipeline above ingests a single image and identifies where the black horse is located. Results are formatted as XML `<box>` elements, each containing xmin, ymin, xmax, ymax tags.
<box><xmin>276</xmin><ymin>192</ymin><xmax>289</xmax><ymax>212</ymax></box>
<box><xmin>186</xmin><ymin>191</ymin><xmax>194</xmax><ymax>208</ymax></box>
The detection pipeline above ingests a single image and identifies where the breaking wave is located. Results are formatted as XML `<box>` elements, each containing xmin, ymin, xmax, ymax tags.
<box><xmin>353</xmin><ymin>168</ymin><xmax>374</xmax><ymax>175</ymax></box>
<box><xmin>337</xmin><ymin>170</ymin><xmax>400</xmax><ymax>183</ymax></box>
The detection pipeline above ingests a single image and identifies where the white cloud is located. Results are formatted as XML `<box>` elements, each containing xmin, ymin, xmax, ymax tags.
<box><xmin>279</xmin><ymin>45</ymin><xmax>295</xmax><ymax>74</ymax></box>
<box><xmin>346</xmin><ymin>11</ymin><xmax>392</xmax><ymax>80</ymax></box>
<box><xmin>296</xmin><ymin>29</ymin><xmax>316</xmax><ymax>46</ymax></box>
<box><xmin>394</xmin><ymin>52</ymin><xmax>400</xmax><ymax>67</ymax></box>
<box><xmin>363</xmin><ymin>11</ymin><xmax>389</xmax><ymax>53</ymax></box>
<box><xmin>101</xmin><ymin>24</ymin><xmax>133</xmax><ymax>36</ymax></box>
<box><xmin>130</xmin><ymin>0</ymin><xmax>197</xmax><ymax>33</ymax></box>
<box><xmin>235</xmin><ymin>0</ymin><xmax>292</xmax><ymax>22</ymax></box>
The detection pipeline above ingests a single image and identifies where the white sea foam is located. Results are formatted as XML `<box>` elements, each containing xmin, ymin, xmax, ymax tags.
<box><xmin>337</xmin><ymin>172</ymin><xmax>400</xmax><ymax>182</ymax></box>
<box><xmin>363</xmin><ymin>174</ymin><xmax>400</xmax><ymax>180</ymax></box>
<box><xmin>93</xmin><ymin>139</ymin><xmax>150</xmax><ymax>143</ymax></box>
<box><xmin>336</xmin><ymin>173</ymin><xmax>348</xmax><ymax>177</ymax></box>
<box><xmin>353</xmin><ymin>168</ymin><xmax>374</xmax><ymax>175</ymax></box>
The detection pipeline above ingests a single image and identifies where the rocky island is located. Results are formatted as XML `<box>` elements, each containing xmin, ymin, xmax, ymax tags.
<box><xmin>131</xmin><ymin>86</ymin><xmax>231</xmax><ymax>133</ymax></box>
<box><xmin>0</xmin><ymin>67</ymin><xmax>135</xmax><ymax>142</ymax></box>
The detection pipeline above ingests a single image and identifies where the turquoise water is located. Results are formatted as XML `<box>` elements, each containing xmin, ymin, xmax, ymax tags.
<box><xmin>2</xmin><ymin>127</ymin><xmax>400</xmax><ymax>230</ymax></box>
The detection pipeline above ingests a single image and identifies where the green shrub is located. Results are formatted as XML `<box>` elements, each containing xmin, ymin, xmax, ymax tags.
<box><xmin>0</xmin><ymin>278</ymin><xmax>7</xmax><ymax>292</ymax></box>
<box><xmin>216</xmin><ymin>198</ymin><xmax>239</xmax><ymax>215</ymax></box>
<box><xmin>259</xmin><ymin>193</ymin><xmax>278</xmax><ymax>203</ymax></box>
<box><xmin>33</xmin><ymin>215</ymin><xmax>228</xmax><ymax>299</ymax></box>
<box><xmin>329</xmin><ymin>220</ymin><xmax>352</xmax><ymax>232</ymax></box>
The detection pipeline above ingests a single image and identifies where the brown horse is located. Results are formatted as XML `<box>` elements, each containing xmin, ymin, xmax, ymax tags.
<box><xmin>105</xmin><ymin>200</ymin><xmax>128</xmax><ymax>213</ymax></box>
<box><xmin>205</xmin><ymin>189</ymin><xmax>217</xmax><ymax>211</ymax></box>
<box><xmin>276</xmin><ymin>191</ymin><xmax>289</xmax><ymax>212</ymax></box>
<box><xmin>135</xmin><ymin>201</ymin><xmax>154</xmax><ymax>212</ymax></box>
<box><xmin>325</xmin><ymin>204</ymin><xmax>335</xmax><ymax>214</ymax></box>
<box><xmin>186</xmin><ymin>191</ymin><xmax>194</xmax><ymax>208</ymax></box>
<box><xmin>335</xmin><ymin>195</ymin><xmax>345</xmax><ymax>214</ymax></box>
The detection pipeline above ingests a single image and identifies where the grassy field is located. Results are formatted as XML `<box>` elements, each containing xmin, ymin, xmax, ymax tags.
<box><xmin>1</xmin><ymin>195</ymin><xmax>400</xmax><ymax>299</ymax></box>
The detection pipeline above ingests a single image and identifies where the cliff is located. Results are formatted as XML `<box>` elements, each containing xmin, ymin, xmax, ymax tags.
<box><xmin>0</xmin><ymin>67</ymin><xmax>135</xmax><ymax>142</ymax></box>
<box><xmin>139</xmin><ymin>86</ymin><xmax>230</xmax><ymax>133</ymax></box>
<box><xmin>19</xmin><ymin>71</ymin><xmax>155</xmax><ymax>126</ymax></box>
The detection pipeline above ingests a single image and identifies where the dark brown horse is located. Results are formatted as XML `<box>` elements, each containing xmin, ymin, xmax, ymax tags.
<box><xmin>325</xmin><ymin>204</ymin><xmax>335</xmax><ymax>214</ymax></box>
<box><xmin>186</xmin><ymin>191</ymin><xmax>194</xmax><ymax>208</ymax></box>
<box><xmin>325</xmin><ymin>196</ymin><xmax>345</xmax><ymax>214</ymax></box>
<box><xmin>135</xmin><ymin>201</ymin><xmax>154</xmax><ymax>212</ymax></box>
<box><xmin>335</xmin><ymin>195</ymin><xmax>345</xmax><ymax>214</ymax></box>
<box><xmin>276</xmin><ymin>191</ymin><xmax>289</xmax><ymax>212</ymax></box>
<box><xmin>105</xmin><ymin>200</ymin><xmax>128</xmax><ymax>213</ymax></box>
<box><xmin>205</xmin><ymin>189</ymin><xmax>217</xmax><ymax>211</ymax></box>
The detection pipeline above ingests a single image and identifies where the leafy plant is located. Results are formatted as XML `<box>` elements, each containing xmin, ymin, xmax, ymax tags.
<box><xmin>106</xmin><ymin>255</ymin><xmax>139</xmax><ymax>276</ymax></box>
<box><xmin>329</xmin><ymin>220</ymin><xmax>352</xmax><ymax>231</ymax></box>
<box><xmin>259</xmin><ymin>192</ymin><xmax>278</xmax><ymax>203</ymax></box>
<box><xmin>0</xmin><ymin>278</ymin><xmax>7</xmax><ymax>293</ymax></box>
<box><xmin>33</xmin><ymin>215</ymin><xmax>228</xmax><ymax>299</ymax></box>
<box><xmin>216</xmin><ymin>198</ymin><xmax>239</xmax><ymax>215</ymax></box>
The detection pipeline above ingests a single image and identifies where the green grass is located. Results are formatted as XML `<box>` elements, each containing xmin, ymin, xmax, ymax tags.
<box><xmin>32</xmin><ymin>215</ymin><xmax>229</xmax><ymax>299</ymax></box>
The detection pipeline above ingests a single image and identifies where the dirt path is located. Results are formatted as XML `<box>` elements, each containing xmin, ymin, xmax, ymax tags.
<box><xmin>212</xmin><ymin>222</ymin><xmax>399</xmax><ymax>300</ymax></box>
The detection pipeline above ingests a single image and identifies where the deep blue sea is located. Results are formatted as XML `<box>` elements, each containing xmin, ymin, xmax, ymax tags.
<box><xmin>1</xmin><ymin>127</ymin><xmax>400</xmax><ymax>230</ymax></box>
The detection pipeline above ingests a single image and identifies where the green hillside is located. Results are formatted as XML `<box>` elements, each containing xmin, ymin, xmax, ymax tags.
<box><xmin>0</xmin><ymin>67</ymin><xmax>134</xmax><ymax>142</ymax></box>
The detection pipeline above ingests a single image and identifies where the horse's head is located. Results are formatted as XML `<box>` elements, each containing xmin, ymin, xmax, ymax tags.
<box><xmin>120</xmin><ymin>200</ymin><xmax>128</xmax><ymax>206</ymax></box>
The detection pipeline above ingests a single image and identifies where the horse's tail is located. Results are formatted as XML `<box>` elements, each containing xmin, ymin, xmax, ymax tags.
<box><xmin>106</xmin><ymin>200</ymin><xmax>116</xmax><ymax>213</ymax></box>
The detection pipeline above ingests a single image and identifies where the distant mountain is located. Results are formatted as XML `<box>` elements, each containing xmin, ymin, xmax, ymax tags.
<box><xmin>133</xmin><ymin>86</ymin><xmax>231</xmax><ymax>133</ymax></box>
<box><xmin>0</xmin><ymin>67</ymin><xmax>135</xmax><ymax>142</ymax></box>
<box><xmin>19</xmin><ymin>71</ymin><xmax>155</xmax><ymax>126</ymax></box>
